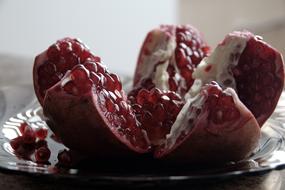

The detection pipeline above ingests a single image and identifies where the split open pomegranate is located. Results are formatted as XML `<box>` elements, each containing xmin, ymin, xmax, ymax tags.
<box><xmin>32</xmin><ymin>26</ymin><xmax>285</xmax><ymax>165</ymax></box>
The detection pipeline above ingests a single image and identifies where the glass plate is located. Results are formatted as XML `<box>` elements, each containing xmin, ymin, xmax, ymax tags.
<box><xmin>1</xmin><ymin>81</ymin><xmax>285</xmax><ymax>186</ymax></box>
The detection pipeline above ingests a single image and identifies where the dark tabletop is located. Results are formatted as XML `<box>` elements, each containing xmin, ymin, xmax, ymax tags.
<box><xmin>0</xmin><ymin>170</ymin><xmax>284</xmax><ymax>190</ymax></box>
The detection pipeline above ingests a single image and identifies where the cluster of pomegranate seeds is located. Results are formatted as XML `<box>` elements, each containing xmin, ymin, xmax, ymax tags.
<box><xmin>129</xmin><ymin>88</ymin><xmax>184</xmax><ymax>145</ymax></box>
<box><xmin>205</xmin><ymin>83</ymin><xmax>240</xmax><ymax>126</ymax></box>
<box><xmin>10</xmin><ymin>122</ymin><xmax>50</xmax><ymax>163</ymax></box>
<box><xmin>173</xmin><ymin>25</ymin><xmax>210</xmax><ymax>91</ymax></box>
<box><xmin>34</xmin><ymin>38</ymin><xmax>100</xmax><ymax>105</ymax></box>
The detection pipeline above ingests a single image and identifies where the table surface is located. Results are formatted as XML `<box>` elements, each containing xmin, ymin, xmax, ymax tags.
<box><xmin>0</xmin><ymin>170</ymin><xmax>284</xmax><ymax>190</ymax></box>
<box><xmin>0</xmin><ymin>54</ymin><xmax>285</xmax><ymax>190</ymax></box>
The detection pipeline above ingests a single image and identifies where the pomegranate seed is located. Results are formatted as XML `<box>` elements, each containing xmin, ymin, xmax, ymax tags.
<box><xmin>10</xmin><ymin>136</ymin><xmax>23</xmax><ymax>150</ymax></box>
<box><xmin>35</xmin><ymin>140</ymin><xmax>48</xmax><ymax>149</ymax></box>
<box><xmin>47</xmin><ymin>45</ymin><xmax>60</xmax><ymax>61</ymax></box>
<box><xmin>110</xmin><ymin>73</ymin><xmax>122</xmax><ymax>91</ymax></box>
<box><xmin>57</xmin><ymin>150</ymin><xmax>72</xmax><ymax>167</ymax></box>
<box><xmin>84</xmin><ymin>61</ymin><xmax>98</xmax><ymax>72</ymax></box>
<box><xmin>22</xmin><ymin>126</ymin><xmax>36</xmax><ymax>144</ymax></box>
<box><xmin>105</xmin><ymin>73</ymin><xmax>115</xmax><ymax>91</ymax></box>
<box><xmin>10</xmin><ymin>136</ymin><xmax>36</xmax><ymax>158</ymax></box>
<box><xmin>19</xmin><ymin>122</ymin><xmax>28</xmax><ymax>134</ymax></box>
<box><xmin>35</xmin><ymin>147</ymin><xmax>51</xmax><ymax>163</ymax></box>
<box><xmin>105</xmin><ymin>99</ymin><xmax>115</xmax><ymax>112</ymax></box>
<box><xmin>35</xmin><ymin>128</ymin><xmax>48</xmax><ymax>140</ymax></box>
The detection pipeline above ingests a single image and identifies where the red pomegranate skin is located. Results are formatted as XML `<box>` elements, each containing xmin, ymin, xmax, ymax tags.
<box><xmin>43</xmin><ymin>64</ymin><xmax>150</xmax><ymax>159</ymax></box>
<box><xmin>155</xmin><ymin>82</ymin><xmax>261</xmax><ymax>164</ymax></box>
<box><xmin>234</xmin><ymin>32</ymin><xmax>284</xmax><ymax>126</ymax></box>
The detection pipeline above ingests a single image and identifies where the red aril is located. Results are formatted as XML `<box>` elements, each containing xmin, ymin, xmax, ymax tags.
<box><xmin>129</xmin><ymin>88</ymin><xmax>184</xmax><ymax>146</ymax></box>
<box><xmin>35</xmin><ymin>128</ymin><xmax>48</xmax><ymax>140</ymax></box>
<box><xmin>35</xmin><ymin>146</ymin><xmax>51</xmax><ymax>163</ymax></box>
<box><xmin>57</xmin><ymin>149</ymin><xmax>73</xmax><ymax>167</ymax></box>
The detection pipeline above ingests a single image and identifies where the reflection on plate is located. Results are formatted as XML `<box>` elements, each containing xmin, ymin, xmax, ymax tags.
<box><xmin>0</xmin><ymin>82</ymin><xmax>285</xmax><ymax>186</ymax></box>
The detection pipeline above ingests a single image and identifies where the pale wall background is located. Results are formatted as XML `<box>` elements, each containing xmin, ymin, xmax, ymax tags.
<box><xmin>0</xmin><ymin>0</ymin><xmax>177</xmax><ymax>75</ymax></box>
<box><xmin>0</xmin><ymin>0</ymin><xmax>284</xmax><ymax>77</ymax></box>
<box><xmin>178</xmin><ymin>0</ymin><xmax>285</xmax><ymax>56</ymax></box>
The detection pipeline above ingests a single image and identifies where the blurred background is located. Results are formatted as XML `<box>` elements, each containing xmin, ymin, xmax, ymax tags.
<box><xmin>0</xmin><ymin>0</ymin><xmax>284</xmax><ymax>78</ymax></box>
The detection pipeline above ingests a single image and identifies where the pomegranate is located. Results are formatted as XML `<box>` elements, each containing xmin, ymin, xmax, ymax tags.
<box><xmin>192</xmin><ymin>31</ymin><xmax>285</xmax><ymax>126</ymax></box>
<box><xmin>155</xmin><ymin>82</ymin><xmax>261</xmax><ymax>164</ymax></box>
<box><xmin>33</xmin><ymin>27</ymin><xmax>284</xmax><ymax>165</ymax></box>
<box><xmin>33</xmin><ymin>38</ymin><xmax>100</xmax><ymax>105</ymax></box>
<box><xmin>133</xmin><ymin>25</ymin><xmax>210</xmax><ymax>97</ymax></box>
<box><xmin>43</xmin><ymin>60</ymin><xmax>151</xmax><ymax>158</ymax></box>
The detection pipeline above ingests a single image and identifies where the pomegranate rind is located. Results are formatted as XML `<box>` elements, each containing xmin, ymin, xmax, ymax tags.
<box><xmin>236</xmin><ymin>33</ymin><xmax>285</xmax><ymax>126</ymax></box>
<box><xmin>33</xmin><ymin>51</ymin><xmax>48</xmax><ymax>105</ymax></box>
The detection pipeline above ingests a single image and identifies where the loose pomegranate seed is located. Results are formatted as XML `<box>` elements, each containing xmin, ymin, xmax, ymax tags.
<box><xmin>35</xmin><ymin>128</ymin><xmax>48</xmax><ymax>140</ymax></box>
<box><xmin>19</xmin><ymin>122</ymin><xmax>28</xmax><ymax>134</ymax></box>
<box><xmin>22</xmin><ymin>126</ymin><xmax>36</xmax><ymax>144</ymax></box>
<box><xmin>10</xmin><ymin>136</ymin><xmax>23</xmax><ymax>151</ymax></box>
<box><xmin>57</xmin><ymin>150</ymin><xmax>72</xmax><ymax>167</ymax></box>
<box><xmin>50</xmin><ymin>133</ymin><xmax>62</xmax><ymax>143</ymax></box>
<box><xmin>10</xmin><ymin>136</ymin><xmax>36</xmax><ymax>159</ymax></box>
<box><xmin>35</xmin><ymin>140</ymin><xmax>48</xmax><ymax>149</ymax></box>
<box><xmin>129</xmin><ymin>88</ymin><xmax>184</xmax><ymax>145</ymax></box>
<box><xmin>35</xmin><ymin>146</ymin><xmax>51</xmax><ymax>163</ymax></box>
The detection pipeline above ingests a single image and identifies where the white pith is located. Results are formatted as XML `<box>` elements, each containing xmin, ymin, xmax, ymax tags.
<box><xmin>165</xmin><ymin>93</ymin><xmax>206</xmax><ymax>149</ymax></box>
<box><xmin>153</xmin><ymin>61</ymin><xmax>170</xmax><ymax>91</ymax></box>
<box><xmin>192</xmin><ymin>34</ymin><xmax>248</xmax><ymax>90</ymax></box>
<box><xmin>137</xmin><ymin>28</ymin><xmax>188</xmax><ymax>92</ymax></box>
<box><xmin>137</xmin><ymin>30</ymin><xmax>176</xmax><ymax>91</ymax></box>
